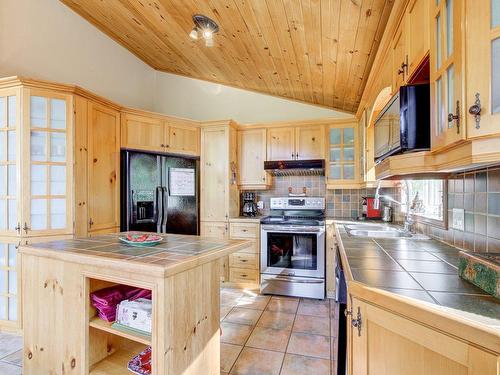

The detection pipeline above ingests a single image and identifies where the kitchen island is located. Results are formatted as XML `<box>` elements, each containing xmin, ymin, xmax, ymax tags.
<box><xmin>19</xmin><ymin>232</ymin><xmax>251</xmax><ymax>375</ymax></box>
<box><xmin>331</xmin><ymin>220</ymin><xmax>500</xmax><ymax>375</ymax></box>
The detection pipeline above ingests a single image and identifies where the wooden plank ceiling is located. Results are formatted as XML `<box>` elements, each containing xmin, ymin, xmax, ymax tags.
<box><xmin>60</xmin><ymin>0</ymin><xmax>394</xmax><ymax>113</ymax></box>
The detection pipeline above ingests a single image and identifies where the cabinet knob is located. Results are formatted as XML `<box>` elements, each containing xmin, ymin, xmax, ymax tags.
<box><xmin>23</xmin><ymin>222</ymin><xmax>29</xmax><ymax>234</ymax></box>
<box><xmin>161</xmin><ymin>144</ymin><xmax>165</xmax><ymax>147</ymax></box>
<box><xmin>15</xmin><ymin>223</ymin><xmax>21</xmax><ymax>235</ymax></box>
<box><xmin>89</xmin><ymin>218</ymin><xmax>94</xmax><ymax>227</ymax></box>
<box><xmin>469</xmin><ymin>93</ymin><xmax>482</xmax><ymax>129</ymax></box>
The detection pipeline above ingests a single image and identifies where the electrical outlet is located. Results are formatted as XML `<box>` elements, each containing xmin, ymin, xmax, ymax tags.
<box><xmin>257</xmin><ymin>201</ymin><xmax>264</xmax><ymax>209</ymax></box>
<box><xmin>452</xmin><ymin>208</ymin><xmax>465</xmax><ymax>231</ymax></box>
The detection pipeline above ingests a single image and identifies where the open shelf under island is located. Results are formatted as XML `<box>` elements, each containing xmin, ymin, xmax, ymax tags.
<box><xmin>19</xmin><ymin>232</ymin><xmax>251</xmax><ymax>375</ymax></box>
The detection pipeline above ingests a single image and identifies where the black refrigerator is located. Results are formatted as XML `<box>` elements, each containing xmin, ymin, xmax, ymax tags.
<box><xmin>121</xmin><ymin>150</ymin><xmax>199</xmax><ymax>235</ymax></box>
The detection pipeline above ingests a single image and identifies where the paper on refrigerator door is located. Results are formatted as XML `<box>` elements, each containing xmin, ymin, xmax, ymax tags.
<box><xmin>169</xmin><ymin>167</ymin><xmax>195</xmax><ymax>196</ymax></box>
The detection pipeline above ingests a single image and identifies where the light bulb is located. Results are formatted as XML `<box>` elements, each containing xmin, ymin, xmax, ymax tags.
<box><xmin>202</xmin><ymin>29</ymin><xmax>213</xmax><ymax>39</ymax></box>
<box><xmin>189</xmin><ymin>28</ymin><xmax>198</xmax><ymax>40</ymax></box>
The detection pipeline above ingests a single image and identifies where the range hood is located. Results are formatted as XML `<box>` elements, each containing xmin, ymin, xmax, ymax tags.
<box><xmin>264</xmin><ymin>159</ymin><xmax>325</xmax><ymax>176</ymax></box>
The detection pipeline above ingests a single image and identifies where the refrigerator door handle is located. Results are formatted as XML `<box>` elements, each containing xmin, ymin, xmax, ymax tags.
<box><xmin>161</xmin><ymin>186</ymin><xmax>168</xmax><ymax>233</ymax></box>
<box><xmin>130</xmin><ymin>189</ymin><xmax>136</xmax><ymax>225</ymax></box>
<box><xmin>156</xmin><ymin>186</ymin><xmax>163</xmax><ymax>233</ymax></box>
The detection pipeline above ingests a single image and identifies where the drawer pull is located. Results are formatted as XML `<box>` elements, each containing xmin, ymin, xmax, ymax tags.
<box><xmin>241</xmin><ymin>274</ymin><xmax>248</xmax><ymax>277</ymax></box>
<box><xmin>242</xmin><ymin>229</ymin><xmax>248</xmax><ymax>232</ymax></box>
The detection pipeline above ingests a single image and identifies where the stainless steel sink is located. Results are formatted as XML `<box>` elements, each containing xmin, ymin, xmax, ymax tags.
<box><xmin>345</xmin><ymin>223</ymin><xmax>412</xmax><ymax>238</ymax></box>
<box><xmin>347</xmin><ymin>229</ymin><xmax>410</xmax><ymax>238</ymax></box>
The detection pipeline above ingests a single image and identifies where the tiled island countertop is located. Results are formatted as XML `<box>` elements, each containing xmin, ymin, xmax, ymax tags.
<box><xmin>20</xmin><ymin>231</ymin><xmax>251</xmax><ymax>278</ymax></box>
<box><xmin>331</xmin><ymin>220</ymin><xmax>500</xmax><ymax>329</ymax></box>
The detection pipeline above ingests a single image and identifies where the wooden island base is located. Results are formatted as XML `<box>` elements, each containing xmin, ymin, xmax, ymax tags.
<box><xmin>20</xmin><ymin>233</ymin><xmax>250</xmax><ymax>374</ymax></box>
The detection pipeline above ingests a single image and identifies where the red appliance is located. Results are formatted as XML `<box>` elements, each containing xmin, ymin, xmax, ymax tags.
<box><xmin>363</xmin><ymin>197</ymin><xmax>382</xmax><ymax>219</ymax></box>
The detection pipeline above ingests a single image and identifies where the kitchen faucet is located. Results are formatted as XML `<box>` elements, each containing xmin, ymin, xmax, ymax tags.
<box><xmin>374</xmin><ymin>180</ymin><xmax>416</xmax><ymax>233</ymax></box>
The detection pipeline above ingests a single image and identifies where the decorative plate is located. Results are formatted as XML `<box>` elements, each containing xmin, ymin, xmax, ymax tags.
<box><xmin>119</xmin><ymin>234</ymin><xmax>162</xmax><ymax>247</ymax></box>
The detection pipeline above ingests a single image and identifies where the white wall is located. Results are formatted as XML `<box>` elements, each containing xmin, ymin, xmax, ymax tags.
<box><xmin>0</xmin><ymin>0</ymin><xmax>156</xmax><ymax>110</ymax></box>
<box><xmin>154</xmin><ymin>72</ymin><xmax>353</xmax><ymax>123</ymax></box>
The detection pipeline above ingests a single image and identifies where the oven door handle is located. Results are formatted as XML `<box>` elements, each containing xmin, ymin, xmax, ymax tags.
<box><xmin>261</xmin><ymin>225</ymin><xmax>323</xmax><ymax>233</ymax></box>
<box><xmin>272</xmin><ymin>276</ymin><xmax>324</xmax><ymax>284</ymax></box>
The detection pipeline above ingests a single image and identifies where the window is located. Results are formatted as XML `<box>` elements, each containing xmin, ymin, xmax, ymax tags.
<box><xmin>401</xmin><ymin>180</ymin><xmax>445</xmax><ymax>222</ymax></box>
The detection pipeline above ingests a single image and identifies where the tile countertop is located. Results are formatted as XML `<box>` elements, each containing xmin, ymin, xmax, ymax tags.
<box><xmin>331</xmin><ymin>220</ymin><xmax>500</xmax><ymax>329</ymax></box>
<box><xmin>19</xmin><ymin>232</ymin><xmax>251</xmax><ymax>278</ymax></box>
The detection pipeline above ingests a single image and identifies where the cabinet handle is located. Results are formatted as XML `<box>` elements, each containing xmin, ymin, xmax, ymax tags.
<box><xmin>161</xmin><ymin>144</ymin><xmax>165</xmax><ymax>147</ymax></box>
<box><xmin>241</xmin><ymin>274</ymin><xmax>248</xmax><ymax>277</ymax></box>
<box><xmin>296</xmin><ymin>152</ymin><xmax>299</xmax><ymax>159</ymax></box>
<box><xmin>165</xmin><ymin>144</ymin><xmax>170</xmax><ymax>148</ymax></box>
<box><xmin>447</xmin><ymin>100</ymin><xmax>460</xmax><ymax>134</ymax></box>
<box><xmin>291</xmin><ymin>153</ymin><xmax>294</xmax><ymax>159</ymax></box>
<box><xmin>15</xmin><ymin>223</ymin><xmax>21</xmax><ymax>235</ymax></box>
<box><xmin>89</xmin><ymin>218</ymin><xmax>94</xmax><ymax>228</ymax></box>
<box><xmin>351</xmin><ymin>306</ymin><xmax>362</xmax><ymax>336</ymax></box>
<box><xmin>469</xmin><ymin>92</ymin><xmax>482</xmax><ymax>129</ymax></box>
<box><xmin>241</xmin><ymin>259</ymin><xmax>248</xmax><ymax>262</ymax></box>
<box><xmin>23</xmin><ymin>222</ymin><xmax>29</xmax><ymax>234</ymax></box>
<box><xmin>262</xmin><ymin>177</ymin><xmax>266</xmax><ymax>181</ymax></box>
<box><xmin>242</xmin><ymin>229</ymin><xmax>248</xmax><ymax>232</ymax></box>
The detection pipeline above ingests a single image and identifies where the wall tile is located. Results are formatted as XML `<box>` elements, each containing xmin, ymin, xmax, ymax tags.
<box><xmin>475</xmin><ymin>171</ymin><xmax>487</xmax><ymax>192</ymax></box>
<box><xmin>488</xmin><ymin>193</ymin><xmax>500</xmax><ymax>215</ymax></box>
<box><xmin>464</xmin><ymin>173</ymin><xmax>475</xmax><ymax>193</ymax></box>
<box><xmin>475</xmin><ymin>214</ymin><xmax>487</xmax><ymax>235</ymax></box>
<box><xmin>487</xmin><ymin>215</ymin><xmax>500</xmax><ymax>240</ymax></box>
<box><xmin>475</xmin><ymin>193</ymin><xmax>487</xmax><ymax>214</ymax></box>
<box><xmin>487</xmin><ymin>168</ymin><xmax>500</xmax><ymax>192</ymax></box>
<box><xmin>474</xmin><ymin>234</ymin><xmax>487</xmax><ymax>252</ymax></box>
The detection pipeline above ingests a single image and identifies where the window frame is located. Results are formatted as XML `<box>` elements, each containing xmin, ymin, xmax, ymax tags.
<box><xmin>400</xmin><ymin>179</ymin><xmax>448</xmax><ymax>229</ymax></box>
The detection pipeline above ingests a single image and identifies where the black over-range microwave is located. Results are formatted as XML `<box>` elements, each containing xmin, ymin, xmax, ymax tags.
<box><xmin>374</xmin><ymin>84</ymin><xmax>430</xmax><ymax>163</ymax></box>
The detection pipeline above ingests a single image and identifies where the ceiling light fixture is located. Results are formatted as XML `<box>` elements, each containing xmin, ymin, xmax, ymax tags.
<box><xmin>190</xmin><ymin>14</ymin><xmax>219</xmax><ymax>47</ymax></box>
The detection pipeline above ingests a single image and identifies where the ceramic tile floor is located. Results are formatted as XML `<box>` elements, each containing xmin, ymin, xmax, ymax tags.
<box><xmin>0</xmin><ymin>289</ymin><xmax>340</xmax><ymax>375</ymax></box>
<box><xmin>220</xmin><ymin>288</ymin><xmax>339</xmax><ymax>375</ymax></box>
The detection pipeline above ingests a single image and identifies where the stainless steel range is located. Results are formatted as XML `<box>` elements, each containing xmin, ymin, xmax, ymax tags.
<box><xmin>260</xmin><ymin>197</ymin><xmax>326</xmax><ymax>299</ymax></box>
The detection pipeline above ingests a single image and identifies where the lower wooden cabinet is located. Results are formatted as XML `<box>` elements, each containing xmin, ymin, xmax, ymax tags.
<box><xmin>227</xmin><ymin>220</ymin><xmax>260</xmax><ymax>288</ymax></box>
<box><xmin>347</xmin><ymin>291</ymin><xmax>499</xmax><ymax>375</ymax></box>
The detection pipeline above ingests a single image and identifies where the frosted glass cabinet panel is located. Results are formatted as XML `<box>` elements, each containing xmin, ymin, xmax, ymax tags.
<box><xmin>0</xmin><ymin>241</ymin><xmax>19</xmax><ymax>324</ymax></box>
<box><xmin>327</xmin><ymin>124</ymin><xmax>358</xmax><ymax>184</ymax></box>
<box><xmin>0</xmin><ymin>91</ymin><xmax>19</xmax><ymax>237</ymax></box>
<box><xmin>430</xmin><ymin>0</ymin><xmax>463</xmax><ymax>150</ymax></box>
<box><xmin>25</xmin><ymin>91</ymin><xmax>72</xmax><ymax>236</ymax></box>
<box><xmin>465</xmin><ymin>0</ymin><xmax>500</xmax><ymax>137</ymax></box>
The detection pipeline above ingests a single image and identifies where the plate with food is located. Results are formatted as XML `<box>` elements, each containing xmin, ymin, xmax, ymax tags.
<box><xmin>119</xmin><ymin>233</ymin><xmax>162</xmax><ymax>247</ymax></box>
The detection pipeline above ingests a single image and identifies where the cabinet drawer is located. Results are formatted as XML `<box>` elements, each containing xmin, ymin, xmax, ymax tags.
<box><xmin>229</xmin><ymin>268</ymin><xmax>259</xmax><ymax>283</ymax></box>
<box><xmin>229</xmin><ymin>223</ymin><xmax>259</xmax><ymax>239</ymax></box>
<box><xmin>229</xmin><ymin>252</ymin><xmax>258</xmax><ymax>269</ymax></box>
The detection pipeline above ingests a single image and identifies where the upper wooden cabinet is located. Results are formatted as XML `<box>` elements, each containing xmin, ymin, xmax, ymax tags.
<box><xmin>430</xmin><ymin>0</ymin><xmax>464</xmax><ymax>151</ymax></box>
<box><xmin>295</xmin><ymin>126</ymin><xmax>325</xmax><ymax>160</ymax></box>
<box><xmin>392</xmin><ymin>0</ymin><xmax>430</xmax><ymax>93</ymax></box>
<box><xmin>87</xmin><ymin>102</ymin><xmax>120</xmax><ymax>232</ymax></box>
<box><xmin>465</xmin><ymin>0</ymin><xmax>500</xmax><ymax>139</ymax></box>
<box><xmin>121</xmin><ymin>113</ymin><xmax>164</xmax><ymax>153</ymax></box>
<box><xmin>406</xmin><ymin>0</ymin><xmax>430</xmax><ymax>78</ymax></box>
<box><xmin>237</xmin><ymin>128</ymin><xmax>271</xmax><ymax>190</ymax></box>
<box><xmin>267</xmin><ymin>127</ymin><xmax>295</xmax><ymax>160</ymax></box>
<box><xmin>267</xmin><ymin>125</ymin><xmax>324</xmax><ymax>161</ymax></box>
<box><xmin>326</xmin><ymin>120</ymin><xmax>360</xmax><ymax>188</ymax></box>
<box><xmin>121</xmin><ymin>112</ymin><xmax>200</xmax><ymax>156</ymax></box>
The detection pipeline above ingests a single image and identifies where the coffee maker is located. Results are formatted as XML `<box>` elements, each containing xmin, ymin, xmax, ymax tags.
<box><xmin>241</xmin><ymin>192</ymin><xmax>258</xmax><ymax>217</ymax></box>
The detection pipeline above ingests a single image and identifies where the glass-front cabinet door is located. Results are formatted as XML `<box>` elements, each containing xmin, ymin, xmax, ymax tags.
<box><xmin>23</xmin><ymin>90</ymin><xmax>73</xmax><ymax>236</ymax></box>
<box><xmin>0</xmin><ymin>239</ymin><xmax>19</xmax><ymax>327</ymax></box>
<box><xmin>327</xmin><ymin>123</ymin><xmax>359</xmax><ymax>186</ymax></box>
<box><xmin>0</xmin><ymin>89</ymin><xmax>21</xmax><ymax>237</ymax></box>
<box><xmin>465</xmin><ymin>0</ymin><xmax>500</xmax><ymax>138</ymax></box>
<box><xmin>430</xmin><ymin>0</ymin><xmax>465</xmax><ymax>151</ymax></box>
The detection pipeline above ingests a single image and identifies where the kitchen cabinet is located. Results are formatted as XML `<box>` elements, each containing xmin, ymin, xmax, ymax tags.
<box><xmin>200</xmin><ymin>121</ymin><xmax>239</xmax><ymax>222</ymax></box>
<box><xmin>392</xmin><ymin>20</ymin><xmax>408</xmax><ymax>93</ymax></box>
<box><xmin>326</xmin><ymin>121</ymin><xmax>360</xmax><ymax>188</ymax></box>
<box><xmin>121</xmin><ymin>112</ymin><xmax>200</xmax><ymax>156</ymax></box>
<box><xmin>0</xmin><ymin>88</ymin><xmax>74</xmax><ymax>238</ymax></box>
<box><xmin>267</xmin><ymin>125</ymin><xmax>325</xmax><ymax>161</ymax></box>
<box><xmin>200</xmin><ymin>221</ymin><xmax>229</xmax><ymax>282</ymax></box>
<box><xmin>465</xmin><ymin>0</ymin><xmax>500</xmax><ymax>139</ymax></box>
<box><xmin>267</xmin><ymin>126</ymin><xmax>295</xmax><ymax>160</ymax></box>
<box><xmin>166</xmin><ymin>121</ymin><xmax>200</xmax><ymax>155</ymax></box>
<box><xmin>406</xmin><ymin>0</ymin><xmax>430</xmax><ymax>78</ymax></box>
<box><xmin>121</xmin><ymin>113</ymin><xmax>164</xmax><ymax>153</ymax></box>
<box><xmin>228</xmin><ymin>219</ymin><xmax>260</xmax><ymax>288</ymax></box>
<box><xmin>87</xmin><ymin>101</ymin><xmax>120</xmax><ymax>233</ymax></box>
<box><xmin>295</xmin><ymin>125</ymin><xmax>325</xmax><ymax>159</ymax></box>
<box><xmin>0</xmin><ymin>238</ymin><xmax>20</xmax><ymax>331</ymax></box>
<box><xmin>237</xmin><ymin>128</ymin><xmax>271</xmax><ymax>190</ymax></box>
<box><xmin>430</xmin><ymin>0</ymin><xmax>465</xmax><ymax>151</ymax></box>
<box><xmin>348</xmin><ymin>294</ymin><xmax>498</xmax><ymax>375</ymax></box>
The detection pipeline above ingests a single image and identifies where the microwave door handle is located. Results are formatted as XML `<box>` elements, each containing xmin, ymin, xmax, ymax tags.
<box><xmin>156</xmin><ymin>186</ymin><xmax>163</xmax><ymax>233</ymax></box>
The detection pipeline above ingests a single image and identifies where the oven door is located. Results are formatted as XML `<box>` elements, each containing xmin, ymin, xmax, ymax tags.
<box><xmin>261</xmin><ymin>225</ymin><xmax>325</xmax><ymax>278</ymax></box>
